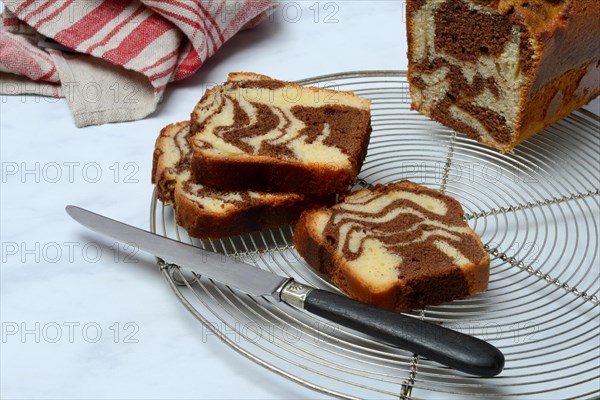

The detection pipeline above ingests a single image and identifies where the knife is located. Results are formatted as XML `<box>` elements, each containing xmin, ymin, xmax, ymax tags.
<box><xmin>66</xmin><ymin>205</ymin><xmax>504</xmax><ymax>377</ymax></box>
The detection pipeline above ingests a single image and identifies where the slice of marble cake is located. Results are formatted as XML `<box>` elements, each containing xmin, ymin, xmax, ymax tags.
<box><xmin>406</xmin><ymin>0</ymin><xmax>600</xmax><ymax>152</ymax></box>
<box><xmin>293</xmin><ymin>181</ymin><xmax>490</xmax><ymax>311</ymax></box>
<box><xmin>189</xmin><ymin>72</ymin><xmax>372</xmax><ymax>194</ymax></box>
<box><xmin>152</xmin><ymin>121</ymin><xmax>333</xmax><ymax>239</ymax></box>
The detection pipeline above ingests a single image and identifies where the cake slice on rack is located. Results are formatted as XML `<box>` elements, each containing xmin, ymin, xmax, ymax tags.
<box><xmin>293</xmin><ymin>181</ymin><xmax>490</xmax><ymax>311</ymax></box>
<box><xmin>406</xmin><ymin>0</ymin><xmax>600</xmax><ymax>152</ymax></box>
<box><xmin>152</xmin><ymin>121</ymin><xmax>333</xmax><ymax>239</ymax></box>
<box><xmin>189</xmin><ymin>72</ymin><xmax>372</xmax><ymax>194</ymax></box>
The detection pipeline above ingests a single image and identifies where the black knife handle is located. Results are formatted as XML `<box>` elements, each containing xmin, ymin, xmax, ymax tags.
<box><xmin>281</xmin><ymin>282</ymin><xmax>504</xmax><ymax>377</ymax></box>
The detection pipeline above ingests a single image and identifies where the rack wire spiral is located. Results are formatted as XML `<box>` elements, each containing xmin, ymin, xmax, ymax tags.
<box><xmin>150</xmin><ymin>71</ymin><xmax>600</xmax><ymax>399</ymax></box>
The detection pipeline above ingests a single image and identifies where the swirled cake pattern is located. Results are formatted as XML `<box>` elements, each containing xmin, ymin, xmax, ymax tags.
<box><xmin>189</xmin><ymin>73</ymin><xmax>372</xmax><ymax>194</ymax></box>
<box><xmin>152</xmin><ymin>121</ymin><xmax>333</xmax><ymax>239</ymax></box>
<box><xmin>294</xmin><ymin>181</ymin><xmax>490</xmax><ymax>311</ymax></box>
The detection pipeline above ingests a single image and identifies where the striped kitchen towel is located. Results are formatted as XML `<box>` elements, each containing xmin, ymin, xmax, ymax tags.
<box><xmin>0</xmin><ymin>0</ymin><xmax>276</xmax><ymax>127</ymax></box>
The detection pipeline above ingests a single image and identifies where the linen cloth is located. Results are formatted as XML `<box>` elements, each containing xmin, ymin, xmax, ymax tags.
<box><xmin>0</xmin><ymin>0</ymin><xmax>275</xmax><ymax>126</ymax></box>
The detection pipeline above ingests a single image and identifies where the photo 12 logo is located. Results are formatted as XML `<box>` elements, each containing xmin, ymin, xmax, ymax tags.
<box><xmin>2</xmin><ymin>321</ymin><xmax>140</xmax><ymax>344</ymax></box>
<box><xmin>1</xmin><ymin>80</ymin><xmax>142</xmax><ymax>105</ymax></box>
<box><xmin>1</xmin><ymin>161</ymin><xmax>139</xmax><ymax>184</ymax></box>
<box><xmin>1</xmin><ymin>241</ymin><xmax>139</xmax><ymax>265</ymax></box>
<box><xmin>211</xmin><ymin>2</ymin><xmax>340</xmax><ymax>24</ymax></box>
<box><xmin>201</xmin><ymin>320</ymin><xmax>341</xmax><ymax>345</ymax></box>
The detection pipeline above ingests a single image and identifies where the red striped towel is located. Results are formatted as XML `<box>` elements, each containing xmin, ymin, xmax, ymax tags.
<box><xmin>0</xmin><ymin>0</ymin><xmax>276</xmax><ymax>127</ymax></box>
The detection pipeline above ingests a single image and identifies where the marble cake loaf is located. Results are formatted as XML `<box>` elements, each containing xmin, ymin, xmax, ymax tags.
<box><xmin>152</xmin><ymin>121</ymin><xmax>333</xmax><ymax>239</ymax></box>
<box><xmin>293</xmin><ymin>181</ymin><xmax>490</xmax><ymax>311</ymax></box>
<box><xmin>407</xmin><ymin>0</ymin><xmax>600</xmax><ymax>152</ymax></box>
<box><xmin>189</xmin><ymin>72</ymin><xmax>372</xmax><ymax>194</ymax></box>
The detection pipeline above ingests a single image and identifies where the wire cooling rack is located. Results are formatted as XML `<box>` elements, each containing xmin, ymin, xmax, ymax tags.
<box><xmin>150</xmin><ymin>71</ymin><xmax>600</xmax><ymax>399</ymax></box>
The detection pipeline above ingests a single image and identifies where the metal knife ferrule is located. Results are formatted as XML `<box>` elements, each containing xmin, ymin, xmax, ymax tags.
<box><xmin>279</xmin><ymin>280</ymin><xmax>315</xmax><ymax>308</ymax></box>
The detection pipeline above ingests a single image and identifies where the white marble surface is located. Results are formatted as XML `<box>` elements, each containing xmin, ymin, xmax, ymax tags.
<box><xmin>1</xmin><ymin>1</ymin><xmax>599</xmax><ymax>399</ymax></box>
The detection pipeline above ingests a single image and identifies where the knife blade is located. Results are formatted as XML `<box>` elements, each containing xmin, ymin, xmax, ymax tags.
<box><xmin>66</xmin><ymin>205</ymin><xmax>504</xmax><ymax>377</ymax></box>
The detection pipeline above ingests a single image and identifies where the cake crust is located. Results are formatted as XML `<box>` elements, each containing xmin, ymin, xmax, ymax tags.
<box><xmin>293</xmin><ymin>181</ymin><xmax>490</xmax><ymax>311</ymax></box>
<box><xmin>152</xmin><ymin>121</ymin><xmax>333</xmax><ymax>239</ymax></box>
<box><xmin>189</xmin><ymin>72</ymin><xmax>372</xmax><ymax>194</ymax></box>
<box><xmin>407</xmin><ymin>0</ymin><xmax>600</xmax><ymax>152</ymax></box>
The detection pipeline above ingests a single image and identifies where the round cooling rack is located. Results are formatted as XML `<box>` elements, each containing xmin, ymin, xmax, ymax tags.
<box><xmin>150</xmin><ymin>71</ymin><xmax>600</xmax><ymax>399</ymax></box>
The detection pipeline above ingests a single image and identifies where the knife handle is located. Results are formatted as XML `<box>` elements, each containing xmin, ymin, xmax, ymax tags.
<box><xmin>280</xmin><ymin>281</ymin><xmax>504</xmax><ymax>377</ymax></box>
